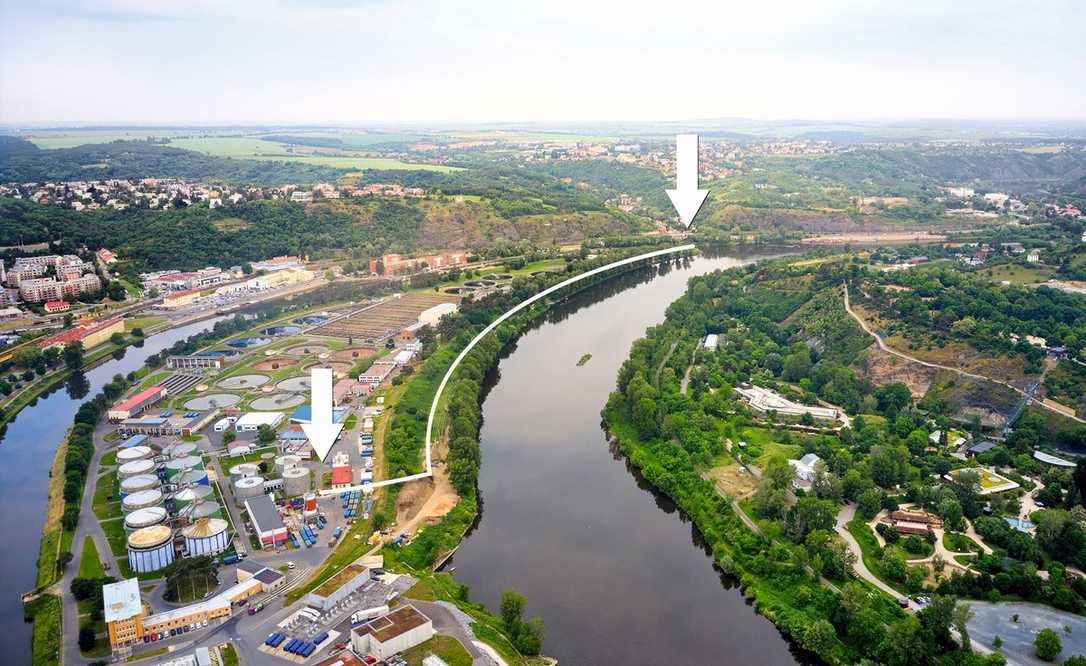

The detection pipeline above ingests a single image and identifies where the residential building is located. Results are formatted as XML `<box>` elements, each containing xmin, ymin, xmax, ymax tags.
<box><xmin>43</xmin><ymin>299</ymin><xmax>70</xmax><ymax>313</ymax></box>
<box><xmin>19</xmin><ymin>274</ymin><xmax>101</xmax><ymax>302</ymax></box>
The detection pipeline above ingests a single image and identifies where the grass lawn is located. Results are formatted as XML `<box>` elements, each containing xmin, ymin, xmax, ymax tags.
<box><xmin>100</xmin><ymin>450</ymin><xmax>117</xmax><ymax>467</ymax></box>
<box><xmin>284</xmin><ymin>515</ymin><xmax>374</xmax><ymax>604</ymax></box>
<box><xmin>846</xmin><ymin>518</ymin><xmax>907</xmax><ymax>597</ymax></box>
<box><xmin>127</xmin><ymin>646</ymin><xmax>169</xmax><ymax>662</ymax></box>
<box><xmin>101</xmin><ymin>518</ymin><xmax>128</xmax><ymax>557</ymax></box>
<box><xmin>400</xmin><ymin>635</ymin><xmax>473</xmax><ymax>666</ymax></box>
<box><xmin>124</xmin><ymin>316</ymin><xmax>164</xmax><ymax>332</ymax></box>
<box><xmin>220</xmin><ymin>643</ymin><xmax>240</xmax><ymax>666</ymax></box>
<box><xmin>221</xmin><ymin>447</ymin><xmax>277</xmax><ymax>468</ymax></box>
<box><xmin>36</xmin><ymin>528</ymin><xmax>60</xmax><ymax>587</ymax></box>
<box><xmin>78</xmin><ymin>615</ymin><xmax>110</xmax><ymax>658</ymax></box>
<box><xmin>975</xmin><ymin>263</ymin><xmax>1054</xmax><ymax>285</ymax></box>
<box><xmin>92</xmin><ymin>473</ymin><xmax>121</xmax><ymax>520</ymax></box>
<box><xmin>78</xmin><ymin>536</ymin><xmax>106</xmax><ymax>578</ymax></box>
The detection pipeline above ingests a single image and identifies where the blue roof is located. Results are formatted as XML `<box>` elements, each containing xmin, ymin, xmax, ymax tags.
<box><xmin>121</xmin><ymin>435</ymin><xmax>148</xmax><ymax>448</ymax></box>
<box><xmin>290</xmin><ymin>405</ymin><xmax>348</xmax><ymax>424</ymax></box>
<box><xmin>280</xmin><ymin>429</ymin><xmax>308</xmax><ymax>440</ymax></box>
<box><xmin>968</xmin><ymin>441</ymin><xmax>997</xmax><ymax>453</ymax></box>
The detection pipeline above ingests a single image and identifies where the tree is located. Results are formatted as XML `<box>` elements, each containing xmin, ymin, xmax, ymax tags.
<box><xmin>110</xmin><ymin>332</ymin><xmax>125</xmax><ymax>346</ymax></box>
<box><xmin>802</xmin><ymin>619</ymin><xmax>837</xmax><ymax>656</ymax></box>
<box><xmin>500</xmin><ymin>588</ymin><xmax>526</xmax><ymax>630</ymax></box>
<box><xmin>952</xmin><ymin>601</ymin><xmax>974</xmax><ymax>651</ymax></box>
<box><xmin>884</xmin><ymin>615</ymin><xmax>927</xmax><ymax>666</ymax></box>
<box><xmin>256</xmin><ymin>423</ymin><xmax>276</xmax><ymax>444</ymax></box>
<box><xmin>78</xmin><ymin>626</ymin><xmax>96</xmax><ymax>652</ymax></box>
<box><xmin>222</xmin><ymin>429</ymin><xmax>235</xmax><ymax>445</ymax></box>
<box><xmin>857</xmin><ymin>488</ymin><xmax>884</xmax><ymax>519</ymax></box>
<box><xmin>1035</xmin><ymin>628</ymin><xmax>1062</xmax><ymax>662</ymax></box>
<box><xmin>63</xmin><ymin>341</ymin><xmax>84</xmax><ymax>370</ymax></box>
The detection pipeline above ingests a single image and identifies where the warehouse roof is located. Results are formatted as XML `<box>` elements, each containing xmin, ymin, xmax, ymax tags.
<box><xmin>331</xmin><ymin>466</ymin><xmax>353</xmax><ymax>485</ymax></box>
<box><xmin>103</xmin><ymin>578</ymin><xmax>142</xmax><ymax>623</ymax></box>
<box><xmin>1034</xmin><ymin>451</ymin><xmax>1075</xmax><ymax>467</ymax></box>
<box><xmin>113</xmin><ymin>386</ymin><xmax>165</xmax><ymax>412</ymax></box>
<box><xmin>255</xmin><ymin>568</ymin><xmax>285</xmax><ymax>585</ymax></box>
<box><xmin>353</xmin><ymin>604</ymin><xmax>430</xmax><ymax>643</ymax></box>
<box><xmin>313</xmin><ymin>564</ymin><xmax>368</xmax><ymax>598</ymax></box>
<box><xmin>244</xmin><ymin>494</ymin><xmax>284</xmax><ymax>533</ymax></box>
<box><xmin>968</xmin><ymin>441</ymin><xmax>997</xmax><ymax>454</ymax></box>
<box><xmin>235</xmin><ymin>411</ymin><xmax>284</xmax><ymax>428</ymax></box>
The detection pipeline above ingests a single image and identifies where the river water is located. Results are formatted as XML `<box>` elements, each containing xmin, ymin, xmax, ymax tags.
<box><xmin>1</xmin><ymin>316</ymin><xmax>225</xmax><ymax>663</ymax></box>
<box><xmin>449</xmin><ymin>251</ymin><xmax>807</xmax><ymax>665</ymax></box>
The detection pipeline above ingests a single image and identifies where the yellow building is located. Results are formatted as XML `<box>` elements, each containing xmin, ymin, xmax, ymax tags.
<box><xmin>103</xmin><ymin>578</ymin><xmax>147</xmax><ymax>650</ymax></box>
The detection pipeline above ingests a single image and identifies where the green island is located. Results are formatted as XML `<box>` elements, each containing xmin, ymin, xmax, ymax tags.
<box><xmin>577</xmin><ymin>353</ymin><xmax>592</xmax><ymax>367</ymax></box>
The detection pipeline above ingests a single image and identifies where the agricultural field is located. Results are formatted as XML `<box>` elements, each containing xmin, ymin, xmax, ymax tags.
<box><xmin>167</xmin><ymin>135</ymin><xmax>459</xmax><ymax>172</ymax></box>
<box><xmin>974</xmin><ymin>263</ymin><xmax>1055</xmax><ymax>285</ymax></box>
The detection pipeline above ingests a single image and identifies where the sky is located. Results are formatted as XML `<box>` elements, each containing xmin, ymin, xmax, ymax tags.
<box><xmin>1</xmin><ymin>0</ymin><xmax>1084</xmax><ymax>126</ymax></box>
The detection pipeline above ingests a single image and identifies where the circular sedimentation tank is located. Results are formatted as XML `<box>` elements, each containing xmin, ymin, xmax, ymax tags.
<box><xmin>117</xmin><ymin>459</ymin><xmax>156</xmax><ymax>479</ymax></box>
<box><xmin>164</xmin><ymin>455</ymin><xmax>204</xmax><ymax>480</ymax></box>
<box><xmin>167</xmin><ymin>442</ymin><xmax>198</xmax><ymax>459</ymax></box>
<box><xmin>124</xmin><ymin>506</ymin><xmax>168</xmax><ymax>532</ymax></box>
<box><xmin>282</xmin><ymin>466</ymin><xmax>311</xmax><ymax>497</ymax></box>
<box><xmin>120</xmin><ymin>473</ymin><xmax>161</xmax><ymax>496</ymax></box>
<box><xmin>182</xmin><ymin>517</ymin><xmax>230</xmax><ymax>556</ymax></box>
<box><xmin>122</xmin><ymin>488</ymin><xmax>164</xmax><ymax>513</ymax></box>
<box><xmin>117</xmin><ymin>446</ymin><xmax>154</xmax><ymax>464</ymax></box>
<box><xmin>185</xmin><ymin>500</ymin><xmax>222</xmax><ymax>521</ymax></box>
<box><xmin>127</xmin><ymin>525</ymin><xmax>174</xmax><ymax>573</ymax></box>
<box><xmin>233</xmin><ymin>476</ymin><xmax>265</xmax><ymax>503</ymax></box>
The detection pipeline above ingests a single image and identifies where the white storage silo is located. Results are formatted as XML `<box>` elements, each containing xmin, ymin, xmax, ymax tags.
<box><xmin>117</xmin><ymin>446</ymin><xmax>154</xmax><ymax>464</ymax></box>
<box><xmin>120</xmin><ymin>473</ymin><xmax>161</xmax><ymax>497</ymax></box>
<box><xmin>164</xmin><ymin>455</ymin><xmax>203</xmax><ymax>482</ymax></box>
<box><xmin>171</xmin><ymin>485</ymin><xmax>213</xmax><ymax>511</ymax></box>
<box><xmin>118</xmin><ymin>459</ymin><xmax>156</xmax><ymax>480</ymax></box>
<box><xmin>127</xmin><ymin>525</ymin><xmax>175</xmax><ymax>573</ymax></box>
<box><xmin>274</xmin><ymin>454</ymin><xmax>301</xmax><ymax>475</ymax></box>
<box><xmin>229</xmin><ymin>462</ymin><xmax>260</xmax><ymax>481</ymax></box>
<box><xmin>183</xmin><ymin>518</ymin><xmax>230</xmax><ymax>556</ymax></box>
<box><xmin>233</xmin><ymin>476</ymin><xmax>265</xmax><ymax>504</ymax></box>
<box><xmin>124</xmin><ymin>506</ymin><xmax>168</xmax><ymax>533</ymax></box>
<box><xmin>168</xmin><ymin>442</ymin><xmax>198</xmax><ymax>459</ymax></box>
<box><xmin>282</xmin><ymin>466</ymin><xmax>310</xmax><ymax>497</ymax></box>
<box><xmin>122</xmin><ymin>488</ymin><xmax>164</xmax><ymax>513</ymax></box>
<box><xmin>174</xmin><ymin>468</ymin><xmax>209</xmax><ymax>487</ymax></box>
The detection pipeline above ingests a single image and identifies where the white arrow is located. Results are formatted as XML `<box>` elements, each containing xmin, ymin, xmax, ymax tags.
<box><xmin>301</xmin><ymin>367</ymin><xmax>343</xmax><ymax>463</ymax></box>
<box><xmin>665</xmin><ymin>133</ymin><xmax>709</xmax><ymax>229</ymax></box>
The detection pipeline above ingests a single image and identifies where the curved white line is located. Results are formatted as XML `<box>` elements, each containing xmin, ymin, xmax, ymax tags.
<box><xmin>324</xmin><ymin>243</ymin><xmax>696</xmax><ymax>496</ymax></box>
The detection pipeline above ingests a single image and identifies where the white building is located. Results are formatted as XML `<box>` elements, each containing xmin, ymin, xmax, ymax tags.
<box><xmin>418</xmin><ymin>302</ymin><xmax>458</xmax><ymax>327</ymax></box>
<box><xmin>734</xmin><ymin>384</ymin><xmax>841</xmax><ymax>422</ymax></box>
<box><xmin>702</xmin><ymin>334</ymin><xmax>719</xmax><ymax>350</ymax></box>
<box><xmin>234</xmin><ymin>411</ymin><xmax>284</xmax><ymax>432</ymax></box>
<box><xmin>350</xmin><ymin>605</ymin><xmax>434</xmax><ymax>660</ymax></box>
<box><xmin>789</xmin><ymin>453</ymin><xmax>822</xmax><ymax>489</ymax></box>
<box><xmin>306</xmin><ymin>564</ymin><xmax>371</xmax><ymax>611</ymax></box>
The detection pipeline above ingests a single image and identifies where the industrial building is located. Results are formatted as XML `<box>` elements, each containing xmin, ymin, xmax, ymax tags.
<box><xmin>358</xmin><ymin>360</ymin><xmax>396</xmax><ymax>386</ymax></box>
<box><xmin>306</xmin><ymin>564</ymin><xmax>370</xmax><ymax>611</ymax></box>
<box><xmin>167</xmin><ymin>354</ymin><xmax>227</xmax><ymax>370</ymax></box>
<box><xmin>418</xmin><ymin>301</ymin><xmax>458</xmax><ymax>327</ymax></box>
<box><xmin>127</xmin><ymin>525</ymin><xmax>175</xmax><ymax>573</ymax></box>
<box><xmin>234</xmin><ymin>411</ymin><xmax>285</xmax><ymax>432</ymax></box>
<box><xmin>182</xmin><ymin>518</ymin><xmax>230</xmax><ymax>556</ymax></box>
<box><xmin>350</xmin><ymin>605</ymin><xmax>434</xmax><ymax>660</ymax></box>
<box><xmin>103</xmin><ymin>578</ymin><xmax>145</xmax><ymax>650</ymax></box>
<box><xmin>117</xmin><ymin>411</ymin><xmax>213</xmax><ymax>437</ymax></box>
<box><xmin>36</xmin><ymin>315</ymin><xmax>122</xmax><ymax>350</ymax></box>
<box><xmin>245</xmin><ymin>494</ymin><xmax>288</xmax><ymax>548</ymax></box>
<box><xmin>108</xmin><ymin>386</ymin><xmax>167</xmax><ymax>421</ymax></box>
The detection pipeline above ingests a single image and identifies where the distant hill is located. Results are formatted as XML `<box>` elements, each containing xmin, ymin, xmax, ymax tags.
<box><xmin>0</xmin><ymin>138</ymin><xmax>348</xmax><ymax>185</ymax></box>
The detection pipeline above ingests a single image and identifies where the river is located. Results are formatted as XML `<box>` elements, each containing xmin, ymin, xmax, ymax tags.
<box><xmin>448</xmin><ymin>250</ymin><xmax>808</xmax><ymax>665</ymax></box>
<box><xmin>0</xmin><ymin>316</ymin><xmax>226</xmax><ymax>663</ymax></box>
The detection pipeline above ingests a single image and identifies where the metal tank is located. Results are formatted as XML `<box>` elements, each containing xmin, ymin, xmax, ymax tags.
<box><xmin>170</xmin><ymin>485</ymin><xmax>213</xmax><ymax>510</ymax></box>
<box><xmin>117</xmin><ymin>458</ymin><xmax>156</xmax><ymax>479</ymax></box>
<box><xmin>168</xmin><ymin>442</ymin><xmax>198</xmax><ymax>459</ymax></box>
<box><xmin>119</xmin><ymin>473</ymin><xmax>161</xmax><ymax>497</ymax></box>
<box><xmin>233</xmin><ymin>476</ymin><xmax>265</xmax><ymax>504</ymax></box>
<box><xmin>182</xmin><ymin>518</ymin><xmax>230</xmax><ymax>556</ymax></box>
<box><xmin>122</xmin><ymin>488</ymin><xmax>163</xmax><ymax>513</ymax></box>
<box><xmin>282</xmin><ymin>466</ymin><xmax>311</xmax><ymax>497</ymax></box>
<box><xmin>124</xmin><ymin>506</ymin><xmax>168</xmax><ymax>533</ymax></box>
<box><xmin>127</xmin><ymin>525</ymin><xmax>175</xmax><ymax>573</ymax></box>
<box><xmin>116</xmin><ymin>445</ymin><xmax>154</xmax><ymax>464</ymax></box>
<box><xmin>164</xmin><ymin>455</ymin><xmax>204</xmax><ymax>481</ymax></box>
<box><xmin>274</xmin><ymin>454</ymin><xmax>301</xmax><ymax>475</ymax></box>
<box><xmin>185</xmin><ymin>501</ymin><xmax>222</xmax><ymax>522</ymax></box>
<box><xmin>229</xmin><ymin>462</ymin><xmax>260</xmax><ymax>481</ymax></box>
<box><xmin>174</xmin><ymin>468</ymin><xmax>209</xmax><ymax>487</ymax></box>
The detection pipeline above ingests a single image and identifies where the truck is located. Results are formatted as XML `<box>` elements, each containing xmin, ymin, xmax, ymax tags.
<box><xmin>350</xmin><ymin>605</ymin><xmax>390</xmax><ymax>626</ymax></box>
<box><xmin>221</xmin><ymin>553</ymin><xmax>239</xmax><ymax>565</ymax></box>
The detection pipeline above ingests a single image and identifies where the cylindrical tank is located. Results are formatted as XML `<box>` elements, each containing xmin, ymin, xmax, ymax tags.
<box><xmin>303</xmin><ymin>492</ymin><xmax>317</xmax><ymax>515</ymax></box>
<box><xmin>229</xmin><ymin>463</ymin><xmax>260</xmax><ymax>481</ymax></box>
<box><xmin>171</xmin><ymin>485</ymin><xmax>213</xmax><ymax>510</ymax></box>
<box><xmin>168</xmin><ymin>442</ymin><xmax>198</xmax><ymax>459</ymax></box>
<box><xmin>275</xmin><ymin>454</ymin><xmax>301</xmax><ymax>475</ymax></box>
<box><xmin>119</xmin><ymin>473</ymin><xmax>161</xmax><ymax>497</ymax></box>
<box><xmin>174</xmin><ymin>468</ymin><xmax>209</xmax><ymax>487</ymax></box>
<box><xmin>183</xmin><ymin>518</ymin><xmax>230</xmax><ymax>556</ymax></box>
<box><xmin>164</xmin><ymin>456</ymin><xmax>204</xmax><ymax>481</ymax></box>
<box><xmin>117</xmin><ymin>446</ymin><xmax>154</xmax><ymax>464</ymax></box>
<box><xmin>124</xmin><ymin>506</ymin><xmax>168</xmax><ymax>533</ymax></box>
<box><xmin>122</xmin><ymin>488</ymin><xmax>164</xmax><ymax>513</ymax></box>
<box><xmin>185</xmin><ymin>501</ymin><xmax>222</xmax><ymax>522</ymax></box>
<box><xmin>282</xmin><ymin>466</ymin><xmax>310</xmax><ymax>497</ymax></box>
<box><xmin>233</xmin><ymin>476</ymin><xmax>265</xmax><ymax>504</ymax></box>
<box><xmin>117</xmin><ymin>459</ymin><xmax>156</xmax><ymax>479</ymax></box>
<box><xmin>127</xmin><ymin>525</ymin><xmax>174</xmax><ymax>573</ymax></box>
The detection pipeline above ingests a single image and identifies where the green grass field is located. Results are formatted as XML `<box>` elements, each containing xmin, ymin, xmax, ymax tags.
<box><xmin>166</xmin><ymin>136</ymin><xmax>459</xmax><ymax>171</ymax></box>
<box><xmin>78</xmin><ymin>536</ymin><xmax>106</xmax><ymax>578</ymax></box>
<box><xmin>975</xmin><ymin>263</ymin><xmax>1054</xmax><ymax>285</ymax></box>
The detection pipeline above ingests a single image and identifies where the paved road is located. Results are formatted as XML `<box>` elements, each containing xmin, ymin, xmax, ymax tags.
<box><xmin>967</xmin><ymin>601</ymin><xmax>1086</xmax><ymax>665</ymax></box>
<box><xmin>834</xmin><ymin>502</ymin><xmax>918</xmax><ymax>611</ymax></box>
<box><xmin>842</xmin><ymin>283</ymin><xmax>1085</xmax><ymax>426</ymax></box>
